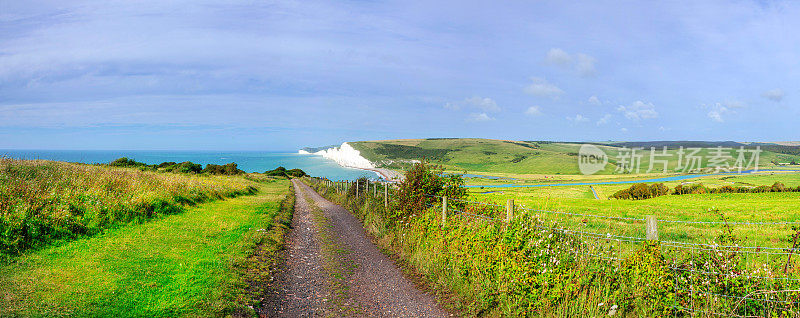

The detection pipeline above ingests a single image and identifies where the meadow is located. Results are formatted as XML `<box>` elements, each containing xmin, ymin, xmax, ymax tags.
<box><xmin>0</xmin><ymin>159</ymin><xmax>294</xmax><ymax>317</ymax></box>
<box><xmin>0</xmin><ymin>158</ymin><xmax>260</xmax><ymax>258</ymax></box>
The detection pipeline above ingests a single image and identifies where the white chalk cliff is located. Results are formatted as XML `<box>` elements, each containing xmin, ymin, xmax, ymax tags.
<box><xmin>299</xmin><ymin>142</ymin><xmax>375</xmax><ymax>170</ymax></box>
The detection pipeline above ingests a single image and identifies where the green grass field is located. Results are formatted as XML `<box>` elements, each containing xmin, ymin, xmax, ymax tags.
<box><xmin>462</xmin><ymin>172</ymin><xmax>800</xmax><ymax>248</ymax></box>
<box><xmin>350</xmin><ymin>138</ymin><xmax>800</xmax><ymax>176</ymax></box>
<box><xmin>0</xmin><ymin>178</ymin><xmax>292</xmax><ymax>317</ymax></box>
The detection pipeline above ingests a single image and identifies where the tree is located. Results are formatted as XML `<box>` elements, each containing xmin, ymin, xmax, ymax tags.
<box><xmin>394</xmin><ymin>161</ymin><xmax>467</xmax><ymax>218</ymax></box>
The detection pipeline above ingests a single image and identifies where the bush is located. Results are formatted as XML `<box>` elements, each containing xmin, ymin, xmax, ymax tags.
<box><xmin>109</xmin><ymin>157</ymin><xmax>149</xmax><ymax>168</ymax></box>
<box><xmin>611</xmin><ymin>183</ymin><xmax>670</xmax><ymax>200</ymax></box>
<box><xmin>394</xmin><ymin>161</ymin><xmax>467</xmax><ymax>219</ymax></box>
<box><xmin>204</xmin><ymin>163</ymin><xmax>244</xmax><ymax>175</ymax></box>
<box><xmin>264</xmin><ymin>166</ymin><xmax>307</xmax><ymax>178</ymax></box>
<box><xmin>157</xmin><ymin>161</ymin><xmax>177</xmax><ymax>168</ymax></box>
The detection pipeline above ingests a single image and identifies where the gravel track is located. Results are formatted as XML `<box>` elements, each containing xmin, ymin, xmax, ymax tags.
<box><xmin>264</xmin><ymin>179</ymin><xmax>449</xmax><ymax>317</ymax></box>
<box><xmin>262</xmin><ymin>181</ymin><xmax>329</xmax><ymax>317</ymax></box>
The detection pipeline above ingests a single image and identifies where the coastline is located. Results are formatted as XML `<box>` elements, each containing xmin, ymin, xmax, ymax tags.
<box><xmin>299</xmin><ymin>142</ymin><xmax>402</xmax><ymax>181</ymax></box>
<box><xmin>355</xmin><ymin>167</ymin><xmax>403</xmax><ymax>182</ymax></box>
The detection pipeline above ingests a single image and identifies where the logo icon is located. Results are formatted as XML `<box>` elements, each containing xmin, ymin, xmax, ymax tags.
<box><xmin>578</xmin><ymin>144</ymin><xmax>608</xmax><ymax>175</ymax></box>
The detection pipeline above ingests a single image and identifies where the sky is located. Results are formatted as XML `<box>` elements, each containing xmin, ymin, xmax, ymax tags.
<box><xmin>1</xmin><ymin>0</ymin><xmax>798</xmax><ymax>151</ymax></box>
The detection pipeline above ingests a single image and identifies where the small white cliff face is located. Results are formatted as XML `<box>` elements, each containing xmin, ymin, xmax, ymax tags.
<box><xmin>300</xmin><ymin>142</ymin><xmax>375</xmax><ymax>170</ymax></box>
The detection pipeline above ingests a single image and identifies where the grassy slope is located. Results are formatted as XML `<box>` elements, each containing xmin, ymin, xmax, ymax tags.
<box><xmin>350</xmin><ymin>138</ymin><xmax>800</xmax><ymax>176</ymax></box>
<box><xmin>0</xmin><ymin>179</ymin><xmax>291</xmax><ymax>317</ymax></box>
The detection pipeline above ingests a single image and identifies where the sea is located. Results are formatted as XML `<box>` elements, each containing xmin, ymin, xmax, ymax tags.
<box><xmin>0</xmin><ymin>150</ymin><xmax>379</xmax><ymax>181</ymax></box>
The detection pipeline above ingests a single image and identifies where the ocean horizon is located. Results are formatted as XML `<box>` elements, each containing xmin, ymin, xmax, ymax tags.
<box><xmin>0</xmin><ymin>149</ymin><xmax>379</xmax><ymax>181</ymax></box>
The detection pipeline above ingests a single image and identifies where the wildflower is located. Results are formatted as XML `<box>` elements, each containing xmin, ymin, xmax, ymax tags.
<box><xmin>608</xmin><ymin>304</ymin><xmax>618</xmax><ymax>316</ymax></box>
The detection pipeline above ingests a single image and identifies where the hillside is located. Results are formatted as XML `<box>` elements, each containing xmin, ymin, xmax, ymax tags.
<box><xmin>348</xmin><ymin>138</ymin><xmax>800</xmax><ymax>175</ymax></box>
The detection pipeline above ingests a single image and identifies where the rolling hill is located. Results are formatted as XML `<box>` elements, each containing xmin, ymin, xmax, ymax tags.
<box><xmin>346</xmin><ymin>138</ymin><xmax>800</xmax><ymax>176</ymax></box>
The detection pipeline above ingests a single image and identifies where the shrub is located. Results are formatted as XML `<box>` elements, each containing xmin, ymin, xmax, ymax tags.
<box><xmin>376</xmin><ymin>161</ymin><xmax>471</xmax><ymax>221</ymax></box>
<box><xmin>264</xmin><ymin>166</ymin><xmax>306</xmax><ymax>178</ymax></box>
<box><xmin>178</xmin><ymin>162</ymin><xmax>203</xmax><ymax>173</ymax></box>
<box><xmin>157</xmin><ymin>161</ymin><xmax>177</xmax><ymax>168</ymax></box>
<box><xmin>394</xmin><ymin>162</ymin><xmax>444</xmax><ymax>217</ymax></box>
<box><xmin>204</xmin><ymin>163</ymin><xmax>244</xmax><ymax>175</ymax></box>
<box><xmin>611</xmin><ymin>183</ymin><xmax>670</xmax><ymax>200</ymax></box>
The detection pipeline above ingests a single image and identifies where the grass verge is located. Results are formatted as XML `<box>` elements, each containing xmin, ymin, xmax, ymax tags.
<box><xmin>0</xmin><ymin>178</ymin><xmax>292</xmax><ymax>317</ymax></box>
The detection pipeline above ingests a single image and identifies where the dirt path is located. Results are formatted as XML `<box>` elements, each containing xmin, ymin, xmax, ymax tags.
<box><xmin>263</xmin><ymin>179</ymin><xmax>448</xmax><ymax>317</ymax></box>
<box><xmin>262</xmin><ymin>181</ymin><xmax>328</xmax><ymax>317</ymax></box>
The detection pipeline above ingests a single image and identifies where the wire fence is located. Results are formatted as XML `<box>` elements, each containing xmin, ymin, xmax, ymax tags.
<box><xmin>306</xmin><ymin>176</ymin><xmax>800</xmax><ymax>317</ymax></box>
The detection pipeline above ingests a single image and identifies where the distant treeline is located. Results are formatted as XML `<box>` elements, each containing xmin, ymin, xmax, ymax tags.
<box><xmin>611</xmin><ymin>181</ymin><xmax>800</xmax><ymax>200</ymax></box>
<box><xmin>108</xmin><ymin>157</ymin><xmax>307</xmax><ymax>177</ymax></box>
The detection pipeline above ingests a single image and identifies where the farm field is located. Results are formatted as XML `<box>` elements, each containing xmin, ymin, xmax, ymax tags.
<box><xmin>462</xmin><ymin>171</ymin><xmax>800</xmax><ymax>248</ymax></box>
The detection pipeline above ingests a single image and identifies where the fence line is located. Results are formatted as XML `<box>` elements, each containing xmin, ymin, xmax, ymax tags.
<box><xmin>306</xmin><ymin>176</ymin><xmax>800</xmax><ymax>317</ymax></box>
<box><xmin>424</xmin><ymin>191</ymin><xmax>800</xmax><ymax>226</ymax></box>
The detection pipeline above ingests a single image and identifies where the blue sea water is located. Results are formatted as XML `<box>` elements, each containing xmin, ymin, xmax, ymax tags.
<box><xmin>0</xmin><ymin>150</ymin><xmax>379</xmax><ymax>181</ymax></box>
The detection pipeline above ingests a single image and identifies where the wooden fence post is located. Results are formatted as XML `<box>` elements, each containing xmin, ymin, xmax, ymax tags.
<box><xmin>506</xmin><ymin>199</ymin><xmax>514</xmax><ymax>222</ymax></box>
<box><xmin>442</xmin><ymin>196</ymin><xmax>447</xmax><ymax>224</ymax></box>
<box><xmin>384</xmin><ymin>183</ymin><xmax>388</xmax><ymax>210</ymax></box>
<box><xmin>356</xmin><ymin>179</ymin><xmax>359</xmax><ymax>198</ymax></box>
<box><xmin>646</xmin><ymin>215</ymin><xmax>659</xmax><ymax>241</ymax></box>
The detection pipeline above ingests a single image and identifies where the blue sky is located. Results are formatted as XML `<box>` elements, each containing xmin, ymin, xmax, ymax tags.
<box><xmin>1</xmin><ymin>0</ymin><xmax>798</xmax><ymax>151</ymax></box>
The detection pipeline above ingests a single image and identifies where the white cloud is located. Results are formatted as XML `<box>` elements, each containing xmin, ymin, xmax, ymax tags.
<box><xmin>620</xmin><ymin>127</ymin><xmax>628</xmax><ymax>132</ymax></box>
<box><xmin>524</xmin><ymin>77</ymin><xmax>564</xmax><ymax>99</ymax></box>
<box><xmin>444</xmin><ymin>97</ymin><xmax>499</xmax><ymax>112</ymax></box>
<box><xmin>575</xmin><ymin>53</ymin><xmax>597</xmax><ymax>77</ymax></box>
<box><xmin>703</xmin><ymin>101</ymin><xmax>741</xmax><ymax>123</ymax></box>
<box><xmin>724</xmin><ymin>100</ymin><xmax>747</xmax><ymax>109</ymax></box>
<box><xmin>706</xmin><ymin>103</ymin><xmax>732</xmax><ymax>122</ymax></box>
<box><xmin>464</xmin><ymin>97</ymin><xmax>500</xmax><ymax>112</ymax></box>
<box><xmin>596</xmin><ymin>114</ymin><xmax>611</xmax><ymax>125</ymax></box>
<box><xmin>467</xmin><ymin>112</ymin><xmax>494</xmax><ymax>122</ymax></box>
<box><xmin>546</xmin><ymin>48</ymin><xmax>571</xmax><ymax>65</ymax></box>
<box><xmin>762</xmin><ymin>89</ymin><xmax>784</xmax><ymax>102</ymax></box>
<box><xmin>566</xmin><ymin>114</ymin><xmax>589</xmax><ymax>123</ymax></box>
<box><xmin>588</xmin><ymin>95</ymin><xmax>602</xmax><ymax>106</ymax></box>
<box><xmin>443</xmin><ymin>102</ymin><xmax>459</xmax><ymax>110</ymax></box>
<box><xmin>544</xmin><ymin>48</ymin><xmax>597</xmax><ymax>77</ymax></box>
<box><xmin>616</xmin><ymin>100</ymin><xmax>658</xmax><ymax>120</ymax></box>
<box><xmin>524</xmin><ymin>106</ymin><xmax>542</xmax><ymax>116</ymax></box>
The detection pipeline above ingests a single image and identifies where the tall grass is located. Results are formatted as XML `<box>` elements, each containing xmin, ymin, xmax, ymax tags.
<box><xmin>0</xmin><ymin>158</ymin><xmax>258</xmax><ymax>257</ymax></box>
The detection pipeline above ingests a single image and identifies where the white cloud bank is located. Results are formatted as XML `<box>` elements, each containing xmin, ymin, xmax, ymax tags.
<box><xmin>596</xmin><ymin>114</ymin><xmax>611</xmax><ymax>125</ymax></box>
<box><xmin>524</xmin><ymin>77</ymin><xmax>564</xmax><ymax>99</ymax></box>
<box><xmin>546</xmin><ymin>48</ymin><xmax>571</xmax><ymax>66</ymax></box>
<box><xmin>524</xmin><ymin>106</ymin><xmax>542</xmax><ymax>116</ymax></box>
<box><xmin>567</xmin><ymin>114</ymin><xmax>589</xmax><ymax>123</ymax></box>
<box><xmin>445</xmin><ymin>96</ymin><xmax>500</xmax><ymax>112</ymax></box>
<box><xmin>467</xmin><ymin>112</ymin><xmax>494</xmax><ymax>122</ymax></box>
<box><xmin>588</xmin><ymin>95</ymin><xmax>602</xmax><ymax>106</ymax></box>
<box><xmin>617</xmin><ymin>101</ymin><xmax>658</xmax><ymax>120</ymax></box>
<box><xmin>545</xmin><ymin>48</ymin><xmax>597</xmax><ymax>77</ymax></box>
